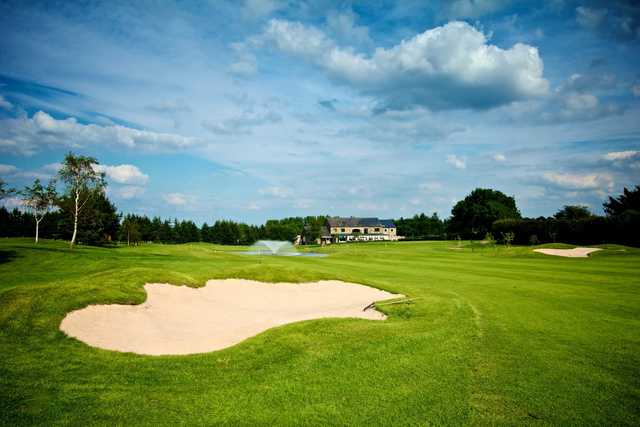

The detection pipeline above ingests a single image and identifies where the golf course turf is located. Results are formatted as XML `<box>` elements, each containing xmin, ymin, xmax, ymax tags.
<box><xmin>1</xmin><ymin>238</ymin><xmax>639</xmax><ymax>425</ymax></box>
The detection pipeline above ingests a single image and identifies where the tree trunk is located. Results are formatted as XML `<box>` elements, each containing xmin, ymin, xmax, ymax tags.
<box><xmin>35</xmin><ymin>217</ymin><xmax>41</xmax><ymax>244</ymax></box>
<box><xmin>127</xmin><ymin>229</ymin><xmax>130</xmax><ymax>246</ymax></box>
<box><xmin>70</xmin><ymin>189</ymin><xmax>79</xmax><ymax>248</ymax></box>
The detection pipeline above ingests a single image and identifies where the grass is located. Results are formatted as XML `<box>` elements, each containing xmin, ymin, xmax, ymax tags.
<box><xmin>0</xmin><ymin>238</ymin><xmax>639</xmax><ymax>425</ymax></box>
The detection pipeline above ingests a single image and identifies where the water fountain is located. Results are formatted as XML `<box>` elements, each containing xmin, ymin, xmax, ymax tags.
<box><xmin>244</xmin><ymin>240</ymin><xmax>326</xmax><ymax>257</ymax></box>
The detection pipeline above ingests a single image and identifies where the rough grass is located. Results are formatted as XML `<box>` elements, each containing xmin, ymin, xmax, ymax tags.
<box><xmin>0</xmin><ymin>238</ymin><xmax>639</xmax><ymax>425</ymax></box>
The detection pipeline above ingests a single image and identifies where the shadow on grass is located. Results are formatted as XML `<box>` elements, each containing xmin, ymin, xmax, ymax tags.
<box><xmin>0</xmin><ymin>249</ymin><xmax>18</xmax><ymax>264</ymax></box>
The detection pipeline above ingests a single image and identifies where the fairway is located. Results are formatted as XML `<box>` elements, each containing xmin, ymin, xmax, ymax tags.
<box><xmin>1</xmin><ymin>239</ymin><xmax>639</xmax><ymax>425</ymax></box>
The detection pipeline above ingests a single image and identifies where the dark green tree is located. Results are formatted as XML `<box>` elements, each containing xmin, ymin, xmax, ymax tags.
<box><xmin>554</xmin><ymin>205</ymin><xmax>592</xmax><ymax>220</ymax></box>
<box><xmin>57</xmin><ymin>152</ymin><xmax>106</xmax><ymax>247</ymax></box>
<box><xmin>603</xmin><ymin>185</ymin><xmax>640</xmax><ymax>216</ymax></box>
<box><xmin>448</xmin><ymin>188</ymin><xmax>521</xmax><ymax>237</ymax></box>
<box><xmin>58</xmin><ymin>190</ymin><xmax>119</xmax><ymax>245</ymax></box>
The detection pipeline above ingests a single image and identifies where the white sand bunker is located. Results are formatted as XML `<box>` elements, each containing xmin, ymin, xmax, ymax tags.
<box><xmin>60</xmin><ymin>279</ymin><xmax>402</xmax><ymax>356</ymax></box>
<box><xmin>534</xmin><ymin>247</ymin><xmax>602</xmax><ymax>258</ymax></box>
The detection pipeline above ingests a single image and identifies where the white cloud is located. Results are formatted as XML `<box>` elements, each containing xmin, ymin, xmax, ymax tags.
<box><xmin>0</xmin><ymin>95</ymin><xmax>13</xmax><ymax>111</ymax></box>
<box><xmin>112</xmin><ymin>185</ymin><xmax>145</xmax><ymax>200</ymax></box>
<box><xmin>163</xmin><ymin>193</ymin><xmax>188</xmax><ymax>205</ymax></box>
<box><xmin>326</xmin><ymin>10</ymin><xmax>371</xmax><ymax>45</ymax></box>
<box><xmin>493</xmin><ymin>153</ymin><xmax>506</xmax><ymax>162</ymax></box>
<box><xmin>94</xmin><ymin>164</ymin><xmax>149</xmax><ymax>185</ymax></box>
<box><xmin>260</xmin><ymin>20</ymin><xmax>549</xmax><ymax>110</ymax></box>
<box><xmin>543</xmin><ymin>172</ymin><xmax>614</xmax><ymax>191</ymax></box>
<box><xmin>259</xmin><ymin>186</ymin><xmax>292</xmax><ymax>198</ymax></box>
<box><xmin>0</xmin><ymin>111</ymin><xmax>200</xmax><ymax>156</ymax></box>
<box><xmin>0</xmin><ymin>164</ymin><xmax>18</xmax><ymax>175</ymax></box>
<box><xmin>604</xmin><ymin>150</ymin><xmax>639</xmax><ymax>161</ymax></box>
<box><xmin>0</xmin><ymin>196</ymin><xmax>23</xmax><ymax>209</ymax></box>
<box><xmin>563</xmin><ymin>92</ymin><xmax>599</xmax><ymax>110</ymax></box>
<box><xmin>447</xmin><ymin>154</ymin><xmax>466</xmax><ymax>169</ymax></box>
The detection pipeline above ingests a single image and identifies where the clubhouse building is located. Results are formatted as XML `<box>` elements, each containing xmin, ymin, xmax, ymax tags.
<box><xmin>320</xmin><ymin>217</ymin><xmax>400</xmax><ymax>244</ymax></box>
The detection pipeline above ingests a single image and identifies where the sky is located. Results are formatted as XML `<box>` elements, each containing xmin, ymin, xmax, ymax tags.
<box><xmin>0</xmin><ymin>0</ymin><xmax>639</xmax><ymax>225</ymax></box>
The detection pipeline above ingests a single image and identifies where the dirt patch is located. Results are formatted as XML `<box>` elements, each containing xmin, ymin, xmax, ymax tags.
<box><xmin>60</xmin><ymin>279</ymin><xmax>402</xmax><ymax>355</ymax></box>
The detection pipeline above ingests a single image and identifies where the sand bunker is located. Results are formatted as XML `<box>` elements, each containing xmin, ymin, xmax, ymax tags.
<box><xmin>60</xmin><ymin>279</ymin><xmax>402</xmax><ymax>356</ymax></box>
<box><xmin>533</xmin><ymin>247</ymin><xmax>601</xmax><ymax>258</ymax></box>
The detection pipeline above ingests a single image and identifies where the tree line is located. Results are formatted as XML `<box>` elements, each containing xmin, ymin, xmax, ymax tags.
<box><xmin>1</xmin><ymin>152</ymin><xmax>639</xmax><ymax>247</ymax></box>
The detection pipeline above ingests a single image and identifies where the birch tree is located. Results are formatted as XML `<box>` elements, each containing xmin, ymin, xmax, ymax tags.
<box><xmin>58</xmin><ymin>153</ymin><xmax>106</xmax><ymax>247</ymax></box>
<box><xmin>21</xmin><ymin>179</ymin><xmax>57</xmax><ymax>243</ymax></box>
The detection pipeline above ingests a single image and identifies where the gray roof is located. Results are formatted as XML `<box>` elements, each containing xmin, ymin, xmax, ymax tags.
<box><xmin>327</xmin><ymin>217</ymin><xmax>395</xmax><ymax>228</ymax></box>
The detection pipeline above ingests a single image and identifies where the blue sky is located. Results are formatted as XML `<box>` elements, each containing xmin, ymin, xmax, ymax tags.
<box><xmin>0</xmin><ymin>0</ymin><xmax>639</xmax><ymax>224</ymax></box>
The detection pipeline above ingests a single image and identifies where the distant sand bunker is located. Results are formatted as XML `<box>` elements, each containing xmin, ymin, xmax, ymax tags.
<box><xmin>534</xmin><ymin>248</ymin><xmax>601</xmax><ymax>258</ymax></box>
<box><xmin>60</xmin><ymin>279</ymin><xmax>402</xmax><ymax>355</ymax></box>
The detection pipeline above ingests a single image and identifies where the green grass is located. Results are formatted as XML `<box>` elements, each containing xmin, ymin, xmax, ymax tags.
<box><xmin>1</xmin><ymin>238</ymin><xmax>639</xmax><ymax>425</ymax></box>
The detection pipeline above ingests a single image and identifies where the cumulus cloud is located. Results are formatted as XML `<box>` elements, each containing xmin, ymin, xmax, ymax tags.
<box><xmin>259</xmin><ymin>20</ymin><xmax>549</xmax><ymax>111</ymax></box>
<box><xmin>94</xmin><ymin>164</ymin><xmax>149</xmax><ymax>185</ymax></box>
<box><xmin>526</xmin><ymin>73</ymin><xmax>625</xmax><ymax>124</ymax></box>
<box><xmin>326</xmin><ymin>10</ymin><xmax>371</xmax><ymax>45</ymax></box>
<box><xmin>0</xmin><ymin>111</ymin><xmax>200</xmax><ymax>156</ymax></box>
<box><xmin>493</xmin><ymin>153</ymin><xmax>506</xmax><ymax>162</ymax></box>
<box><xmin>163</xmin><ymin>193</ymin><xmax>188</xmax><ymax>205</ymax></box>
<box><xmin>0</xmin><ymin>95</ymin><xmax>13</xmax><ymax>111</ymax></box>
<box><xmin>543</xmin><ymin>172</ymin><xmax>614</xmax><ymax>191</ymax></box>
<box><xmin>447</xmin><ymin>154</ymin><xmax>466</xmax><ymax>169</ymax></box>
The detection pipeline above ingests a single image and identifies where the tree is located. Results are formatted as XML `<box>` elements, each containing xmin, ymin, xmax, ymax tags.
<box><xmin>58</xmin><ymin>190</ymin><xmax>119</xmax><ymax>245</ymax></box>
<box><xmin>603</xmin><ymin>186</ymin><xmax>640</xmax><ymax>216</ymax></box>
<box><xmin>0</xmin><ymin>179</ymin><xmax>15</xmax><ymax>200</ymax></box>
<box><xmin>20</xmin><ymin>179</ymin><xmax>57</xmax><ymax>243</ymax></box>
<box><xmin>58</xmin><ymin>153</ymin><xmax>106</xmax><ymax>247</ymax></box>
<box><xmin>120</xmin><ymin>215</ymin><xmax>141</xmax><ymax>246</ymax></box>
<box><xmin>448</xmin><ymin>188</ymin><xmax>521</xmax><ymax>237</ymax></box>
<box><xmin>554</xmin><ymin>205</ymin><xmax>592</xmax><ymax>220</ymax></box>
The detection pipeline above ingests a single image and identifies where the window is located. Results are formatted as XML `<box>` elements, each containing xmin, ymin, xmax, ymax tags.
<box><xmin>341</xmin><ymin>228</ymin><xmax>345</xmax><ymax>232</ymax></box>
<box><xmin>364</xmin><ymin>228</ymin><xmax>369</xmax><ymax>234</ymax></box>
<box><xmin>375</xmin><ymin>228</ymin><xmax>380</xmax><ymax>232</ymax></box>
